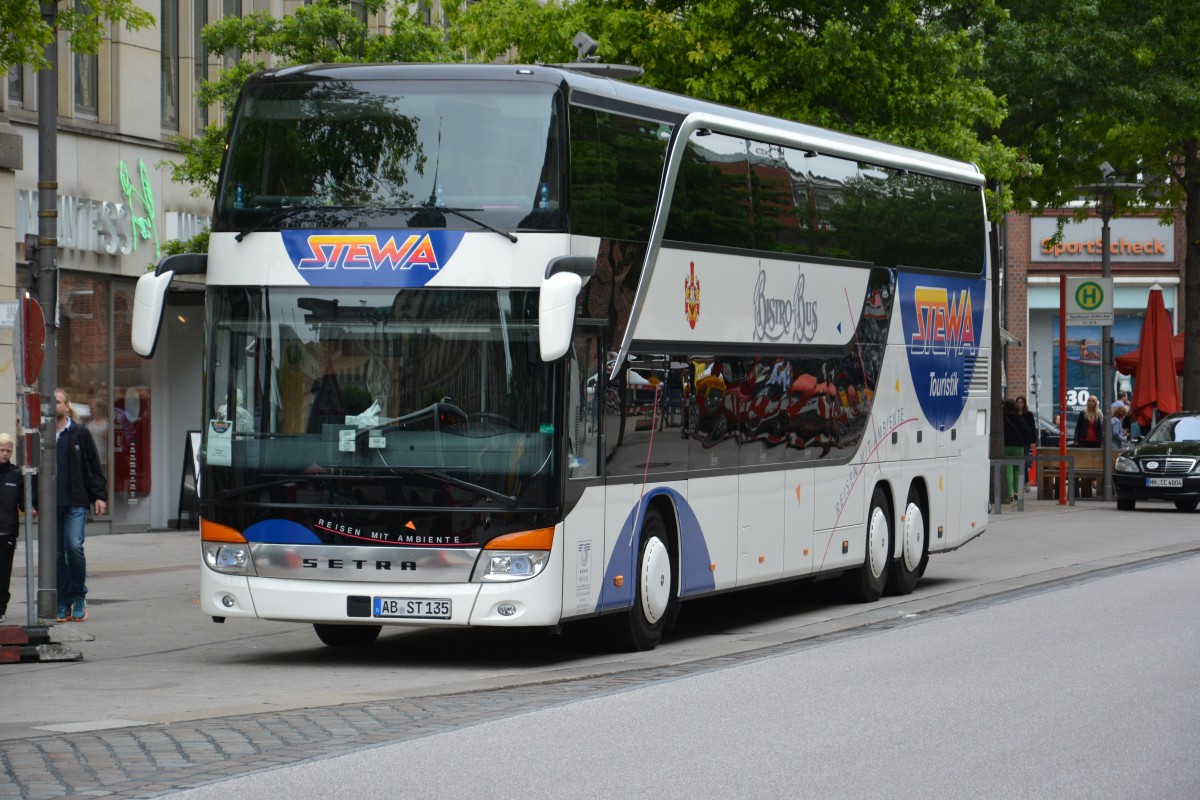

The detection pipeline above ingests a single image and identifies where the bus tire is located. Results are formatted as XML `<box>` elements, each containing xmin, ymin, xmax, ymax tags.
<box><xmin>612</xmin><ymin>507</ymin><xmax>676</xmax><ymax>651</ymax></box>
<box><xmin>886</xmin><ymin>486</ymin><xmax>926</xmax><ymax>596</ymax></box>
<box><xmin>314</xmin><ymin>623</ymin><xmax>382</xmax><ymax>647</ymax></box>
<box><xmin>844</xmin><ymin>486</ymin><xmax>891</xmax><ymax>603</ymax></box>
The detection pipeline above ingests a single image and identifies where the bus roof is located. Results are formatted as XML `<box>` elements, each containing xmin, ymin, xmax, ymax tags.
<box><xmin>245</xmin><ymin>63</ymin><xmax>986</xmax><ymax>187</ymax></box>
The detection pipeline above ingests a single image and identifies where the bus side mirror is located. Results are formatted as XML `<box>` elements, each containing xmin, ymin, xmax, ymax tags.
<box><xmin>131</xmin><ymin>270</ymin><xmax>175</xmax><ymax>358</ymax></box>
<box><xmin>539</xmin><ymin>271</ymin><xmax>583</xmax><ymax>362</ymax></box>
<box><xmin>132</xmin><ymin>253</ymin><xmax>208</xmax><ymax>358</ymax></box>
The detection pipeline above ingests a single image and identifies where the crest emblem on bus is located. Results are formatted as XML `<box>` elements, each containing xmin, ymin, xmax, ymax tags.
<box><xmin>684</xmin><ymin>261</ymin><xmax>700</xmax><ymax>329</ymax></box>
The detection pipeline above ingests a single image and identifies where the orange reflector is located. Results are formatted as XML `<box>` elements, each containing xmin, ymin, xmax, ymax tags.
<box><xmin>405</xmin><ymin>520</ymin><xmax>417</xmax><ymax>530</ymax></box>
<box><xmin>201</xmin><ymin>519</ymin><xmax>246</xmax><ymax>543</ymax></box>
<box><xmin>758</xmin><ymin>555</ymin><xmax>765</xmax><ymax>564</ymax></box>
<box><xmin>614</xmin><ymin>576</ymin><xmax>624</xmax><ymax>587</ymax></box>
<box><xmin>803</xmin><ymin>549</ymin><xmax>809</xmax><ymax>556</ymax></box>
<box><xmin>709</xmin><ymin>563</ymin><xmax>716</xmax><ymax>571</ymax></box>
<box><xmin>483</xmin><ymin>526</ymin><xmax>555</xmax><ymax>551</ymax></box>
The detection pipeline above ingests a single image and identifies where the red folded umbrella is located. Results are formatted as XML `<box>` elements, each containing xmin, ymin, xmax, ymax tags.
<box><xmin>1114</xmin><ymin>331</ymin><xmax>1184</xmax><ymax>377</ymax></box>
<box><xmin>1128</xmin><ymin>289</ymin><xmax>1181</xmax><ymax>428</ymax></box>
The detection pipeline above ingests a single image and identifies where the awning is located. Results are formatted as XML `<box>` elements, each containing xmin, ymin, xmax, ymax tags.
<box><xmin>1000</xmin><ymin>327</ymin><xmax>1022</xmax><ymax>346</ymax></box>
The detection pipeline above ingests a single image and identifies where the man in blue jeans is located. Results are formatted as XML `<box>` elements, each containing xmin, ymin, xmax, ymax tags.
<box><xmin>54</xmin><ymin>389</ymin><xmax>108</xmax><ymax>622</ymax></box>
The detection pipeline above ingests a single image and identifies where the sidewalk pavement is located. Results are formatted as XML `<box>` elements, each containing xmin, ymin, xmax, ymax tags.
<box><xmin>0</xmin><ymin>496</ymin><xmax>1196</xmax><ymax>744</ymax></box>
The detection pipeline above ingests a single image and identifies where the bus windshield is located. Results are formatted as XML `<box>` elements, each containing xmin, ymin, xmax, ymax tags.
<box><xmin>214</xmin><ymin>79</ymin><xmax>564</xmax><ymax>234</ymax></box>
<box><xmin>204</xmin><ymin>287</ymin><xmax>558</xmax><ymax>509</ymax></box>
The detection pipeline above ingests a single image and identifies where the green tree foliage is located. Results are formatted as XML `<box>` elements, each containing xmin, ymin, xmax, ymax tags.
<box><xmin>982</xmin><ymin>0</ymin><xmax>1200</xmax><ymax>406</ymax></box>
<box><xmin>447</xmin><ymin>0</ymin><xmax>1023</xmax><ymax>203</ymax></box>
<box><xmin>0</xmin><ymin>0</ymin><xmax>154</xmax><ymax>72</ymax></box>
<box><xmin>164</xmin><ymin>0</ymin><xmax>453</xmax><ymax>198</ymax></box>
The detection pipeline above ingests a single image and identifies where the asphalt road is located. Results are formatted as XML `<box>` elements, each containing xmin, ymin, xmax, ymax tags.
<box><xmin>0</xmin><ymin>497</ymin><xmax>1198</xmax><ymax>798</ymax></box>
<box><xmin>163</xmin><ymin>553</ymin><xmax>1200</xmax><ymax>800</ymax></box>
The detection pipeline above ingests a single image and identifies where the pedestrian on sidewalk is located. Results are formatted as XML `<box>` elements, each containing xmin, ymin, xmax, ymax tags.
<box><xmin>1075</xmin><ymin>396</ymin><xmax>1104</xmax><ymax>448</ymax></box>
<box><xmin>1002</xmin><ymin>398</ymin><xmax>1024</xmax><ymax>502</ymax></box>
<box><xmin>1111</xmin><ymin>404</ymin><xmax>1129</xmax><ymax>449</ymax></box>
<box><xmin>0</xmin><ymin>433</ymin><xmax>33</xmax><ymax>623</ymax></box>
<box><xmin>1013</xmin><ymin>395</ymin><xmax>1038</xmax><ymax>475</ymax></box>
<box><xmin>54</xmin><ymin>389</ymin><xmax>108</xmax><ymax>623</ymax></box>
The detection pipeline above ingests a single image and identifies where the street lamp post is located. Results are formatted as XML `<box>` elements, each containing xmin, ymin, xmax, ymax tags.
<box><xmin>1099</xmin><ymin>189</ymin><xmax>1114</xmax><ymax>502</ymax></box>
<box><xmin>1084</xmin><ymin>164</ymin><xmax>1144</xmax><ymax>502</ymax></box>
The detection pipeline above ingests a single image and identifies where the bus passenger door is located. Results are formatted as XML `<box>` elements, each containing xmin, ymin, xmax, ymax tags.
<box><xmin>562</xmin><ymin>327</ymin><xmax>607</xmax><ymax>619</ymax></box>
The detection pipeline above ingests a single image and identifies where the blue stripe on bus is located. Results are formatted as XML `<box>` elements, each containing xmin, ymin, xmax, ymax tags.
<box><xmin>242</xmin><ymin>519</ymin><xmax>324</xmax><ymax>545</ymax></box>
<box><xmin>597</xmin><ymin>488</ymin><xmax>714</xmax><ymax>614</ymax></box>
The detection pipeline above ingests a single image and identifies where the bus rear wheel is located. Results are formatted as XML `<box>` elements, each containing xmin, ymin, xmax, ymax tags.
<box><xmin>886</xmin><ymin>487</ymin><xmax>926</xmax><ymax>596</ymax></box>
<box><xmin>612</xmin><ymin>507</ymin><xmax>676</xmax><ymax>652</ymax></box>
<box><xmin>314</xmin><ymin>623</ymin><xmax>382</xmax><ymax>647</ymax></box>
<box><xmin>844</xmin><ymin>486</ymin><xmax>891</xmax><ymax>603</ymax></box>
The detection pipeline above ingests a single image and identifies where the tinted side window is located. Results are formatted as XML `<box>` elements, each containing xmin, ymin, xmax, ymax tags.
<box><xmin>667</xmin><ymin>132</ymin><xmax>754</xmax><ymax>249</ymax></box>
<box><xmin>662</xmin><ymin>136</ymin><xmax>985</xmax><ymax>276</ymax></box>
<box><xmin>568</xmin><ymin>106</ymin><xmax>668</xmax><ymax>241</ymax></box>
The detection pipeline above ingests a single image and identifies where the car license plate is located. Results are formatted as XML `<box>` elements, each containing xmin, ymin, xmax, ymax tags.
<box><xmin>373</xmin><ymin>597</ymin><xmax>452</xmax><ymax>619</ymax></box>
<box><xmin>1146</xmin><ymin>477</ymin><xmax>1183</xmax><ymax>488</ymax></box>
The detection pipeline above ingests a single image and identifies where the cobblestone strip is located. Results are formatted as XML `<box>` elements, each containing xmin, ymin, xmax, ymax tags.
<box><xmin>4</xmin><ymin>637</ymin><xmax>781</xmax><ymax>800</ymax></box>
<box><xmin>3</xmin><ymin>550</ymin><xmax>1195</xmax><ymax>799</ymax></box>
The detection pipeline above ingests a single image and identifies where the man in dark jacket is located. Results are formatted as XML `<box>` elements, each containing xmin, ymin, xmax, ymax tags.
<box><xmin>54</xmin><ymin>389</ymin><xmax>107</xmax><ymax>622</ymax></box>
<box><xmin>0</xmin><ymin>432</ymin><xmax>30</xmax><ymax>623</ymax></box>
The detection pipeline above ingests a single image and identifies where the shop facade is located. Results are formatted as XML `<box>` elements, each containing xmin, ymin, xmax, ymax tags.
<box><xmin>4</xmin><ymin>125</ymin><xmax>209</xmax><ymax>533</ymax></box>
<box><xmin>1003</xmin><ymin>211</ymin><xmax>1185</xmax><ymax>430</ymax></box>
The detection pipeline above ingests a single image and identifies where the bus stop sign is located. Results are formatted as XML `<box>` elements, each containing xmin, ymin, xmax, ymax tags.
<box><xmin>23</xmin><ymin>295</ymin><xmax>45</xmax><ymax>385</ymax></box>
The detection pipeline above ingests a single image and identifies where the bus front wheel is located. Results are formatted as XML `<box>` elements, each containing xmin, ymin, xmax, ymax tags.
<box><xmin>844</xmin><ymin>486</ymin><xmax>891</xmax><ymax>603</ymax></box>
<box><xmin>612</xmin><ymin>507</ymin><xmax>676</xmax><ymax>652</ymax></box>
<box><xmin>314</xmin><ymin>623</ymin><xmax>382</xmax><ymax>647</ymax></box>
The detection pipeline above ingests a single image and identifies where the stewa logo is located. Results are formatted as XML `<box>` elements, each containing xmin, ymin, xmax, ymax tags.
<box><xmin>899</xmin><ymin>274</ymin><xmax>985</xmax><ymax>430</ymax></box>
<box><xmin>282</xmin><ymin>230</ymin><xmax>464</xmax><ymax>288</ymax></box>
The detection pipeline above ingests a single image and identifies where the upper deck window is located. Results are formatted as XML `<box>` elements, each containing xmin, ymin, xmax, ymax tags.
<box><xmin>665</xmin><ymin>132</ymin><xmax>986</xmax><ymax>275</ymax></box>
<box><xmin>214</xmin><ymin>79</ymin><xmax>564</xmax><ymax>234</ymax></box>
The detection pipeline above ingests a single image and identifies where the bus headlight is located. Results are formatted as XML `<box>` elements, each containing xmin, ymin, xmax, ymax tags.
<box><xmin>475</xmin><ymin>527</ymin><xmax>554</xmax><ymax>582</ymax></box>
<box><xmin>480</xmin><ymin>551</ymin><xmax>549</xmax><ymax>582</ymax></box>
<box><xmin>203</xmin><ymin>542</ymin><xmax>257</xmax><ymax>576</ymax></box>
<box><xmin>1115</xmin><ymin>455</ymin><xmax>1139</xmax><ymax>473</ymax></box>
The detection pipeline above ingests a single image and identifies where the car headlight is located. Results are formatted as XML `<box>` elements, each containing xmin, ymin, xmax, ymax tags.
<box><xmin>475</xmin><ymin>527</ymin><xmax>554</xmax><ymax>582</ymax></box>
<box><xmin>1115</xmin><ymin>455</ymin><xmax>1139</xmax><ymax>473</ymax></box>
<box><xmin>202</xmin><ymin>542</ymin><xmax>257</xmax><ymax>576</ymax></box>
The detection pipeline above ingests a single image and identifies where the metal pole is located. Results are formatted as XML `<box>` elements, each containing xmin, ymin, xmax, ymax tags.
<box><xmin>1100</xmin><ymin>199</ymin><xmax>1113</xmax><ymax>501</ymax></box>
<box><xmin>1059</xmin><ymin>275</ymin><xmax>1067</xmax><ymax>505</ymax></box>
<box><xmin>36</xmin><ymin>0</ymin><xmax>60</xmax><ymax>621</ymax></box>
<box><xmin>1032</xmin><ymin>350</ymin><xmax>1040</xmax><ymax>429</ymax></box>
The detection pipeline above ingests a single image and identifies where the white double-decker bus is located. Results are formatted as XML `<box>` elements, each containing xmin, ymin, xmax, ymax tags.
<box><xmin>133</xmin><ymin>63</ymin><xmax>992</xmax><ymax>650</ymax></box>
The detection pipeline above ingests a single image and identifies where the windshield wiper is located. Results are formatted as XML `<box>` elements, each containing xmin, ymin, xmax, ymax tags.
<box><xmin>235</xmin><ymin>204</ymin><xmax>355</xmax><ymax>242</ymax></box>
<box><xmin>387</xmin><ymin>205</ymin><xmax>518</xmax><ymax>243</ymax></box>
<box><xmin>214</xmin><ymin>467</ymin><xmax>518</xmax><ymax>508</ymax></box>
<box><xmin>378</xmin><ymin>465</ymin><xmax>519</xmax><ymax>508</ymax></box>
<box><xmin>236</xmin><ymin>203</ymin><xmax>519</xmax><ymax>243</ymax></box>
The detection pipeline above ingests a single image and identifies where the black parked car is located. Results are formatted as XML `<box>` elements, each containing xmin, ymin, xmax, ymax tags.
<box><xmin>1112</xmin><ymin>411</ymin><xmax>1200</xmax><ymax>512</ymax></box>
<box><xmin>1036</xmin><ymin>415</ymin><xmax>1074</xmax><ymax>448</ymax></box>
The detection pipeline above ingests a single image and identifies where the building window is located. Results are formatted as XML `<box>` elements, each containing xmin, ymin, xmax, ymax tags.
<box><xmin>222</xmin><ymin>0</ymin><xmax>241</xmax><ymax>67</ymax></box>
<box><xmin>162</xmin><ymin>0</ymin><xmax>180</xmax><ymax>130</ymax></box>
<box><xmin>74</xmin><ymin>0</ymin><xmax>99</xmax><ymax>117</ymax></box>
<box><xmin>8</xmin><ymin>65</ymin><xmax>23</xmax><ymax>107</ymax></box>
<box><xmin>194</xmin><ymin>0</ymin><xmax>208</xmax><ymax>132</ymax></box>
